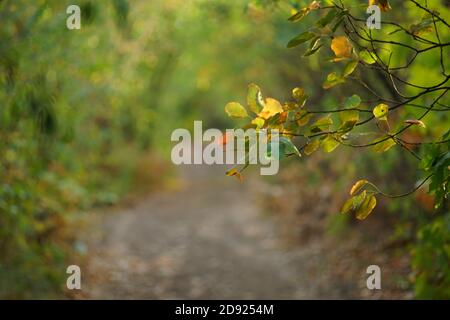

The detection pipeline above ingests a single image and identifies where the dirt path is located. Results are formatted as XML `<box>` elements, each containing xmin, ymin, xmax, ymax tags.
<box><xmin>83</xmin><ymin>164</ymin><xmax>327</xmax><ymax>299</ymax></box>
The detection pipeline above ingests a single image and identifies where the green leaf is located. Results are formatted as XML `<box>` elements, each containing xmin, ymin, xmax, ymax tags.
<box><xmin>372</xmin><ymin>136</ymin><xmax>396</xmax><ymax>153</ymax></box>
<box><xmin>342</xmin><ymin>60</ymin><xmax>358</xmax><ymax>77</ymax></box>
<box><xmin>280</xmin><ymin>136</ymin><xmax>301</xmax><ymax>157</ymax></box>
<box><xmin>354</xmin><ymin>190</ymin><xmax>367</xmax><ymax>208</ymax></box>
<box><xmin>304</xmin><ymin>139</ymin><xmax>320</xmax><ymax>155</ymax></box>
<box><xmin>309</xmin><ymin>116</ymin><xmax>332</xmax><ymax>133</ymax></box>
<box><xmin>355</xmin><ymin>195</ymin><xmax>377</xmax><ymax>220</ymax></box>
<box><xmin>344</xmin><ymin>94</ymin><xmax>361</xmax><ymax>108</ymax></box>
<box><xmin>225</xmin><ymin>102</ymin><xmax>248</xmax><ymax>118</ymax></box>
<box><xmin>303</xmin><ymin>43</ymin><xmax>323</xmax><ymax>57</ymax></box>
<box><xmin>340</xmin><ymin>197</ymin><xmax>354</xmax><ymax>214</ymax></box>
<box><xmin>287</xmin><ymin>31</ymin><xmax>316</xmax><ymax>48</ymax></box>
<box><xmin>288</xmin><ymin>8</ymin><xmax>309</xmax><ymax>22</ymax></box>
<box><xmin>247</xmin><ymin>83</ymin><xmax>264</xmax><ymax>114</ymax></box>
<box><xmin>322</xmin><ymin>134</ymin><xmax>340</xmax><ymax>152</ymax></box>
<box><xmin>339</xmin><ymin>109</ymin><xmax>359</xmax><ymax>132</ymax></box>
<box><xmin>316</xmin><ymin>9</ymin><xmax>337</xmax><ymax>28</ymax></box>
<box><xmin>359</xmin><ymin>50</ymin><xmax>376</xmax><ymax>64</ymax></box>
<box><xmin>323</xmin><ymin>72</ymin><xmax>345</xmax><ymax>89</ymax></box>
<box><xmin>373</xmin><ymin>103</ymin><xmax>388</xmax><ymax>120</ymax></box>
<box><xmin>410</xmin><ymin>16</ymin><xmax>433</xmax><ymax>35</ymax></box>
<box><xmin>303</xmin><ymin>36</ymin><xmax>323</xmax><ymax>57</ymax></box>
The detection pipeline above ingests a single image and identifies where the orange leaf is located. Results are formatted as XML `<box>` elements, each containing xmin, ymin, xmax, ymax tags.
<box><xmin>331</xmin><ymin>36</ymin><xmax>353</xmax><ymax>58</ymax></box>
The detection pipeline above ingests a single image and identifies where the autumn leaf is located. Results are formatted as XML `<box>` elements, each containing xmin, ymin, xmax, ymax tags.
<box><xmin>226</xmin><ymin>168</ymin><xmax>243</xmax><ymax>182</ymax></box>
<box><xmin>350</xmin><ymin>179</ymin><xmax>369</xmax><ymax>196</ymax></box>
<box><xmin>258</xmin><ymin>98</ymin><xmax>284</xmax><ymax>120</ymax></box>
<box><xmin>405</xmin><ymin>119</ymin><xmax>426</xmax><ymax>128</ymax></box>
<box><xmin>304</xmin><ymin>139</ymin><xmax>320</xmax><ymax>155</ymax></box>
<box><xmin>369</xmin><ymin>0</ymin><xmax>391</xmax><ymax>12</ymax></box>
<box><xmin>331</xmin><ymin>36</ymin><xmax>353</xmax><ymax>58</ymax></box>
<box><xmin>251</xmin><ymin>117</ymin><xmax>265</xmax><ymax>129</ymax></box>
<box><xmin>355</xmin><ymin>195</ymin><xmax>377</xmax><ymax>220</ymax></box>
<box><xmin>295</xmin><ymin>109</ymin><xmax>311</xmax><ymax>126</ymax></box>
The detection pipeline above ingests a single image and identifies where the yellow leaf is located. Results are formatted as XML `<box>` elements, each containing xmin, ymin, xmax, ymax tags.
<box><xmin>321</xmin><ymin>134</ymin><xmax>340</xmax><ymax>153</ymax></box>
<box><xmin>373</xmin><ymin>103</ymin><xmax>388</xmax><ymax>120</ymax></box>
<box><xmin>350</xmin><ymin>179</ymin><xmax>369</xmax><ymax>196</ymax></box>
<box><xmin>251</xmin><ymin>117</ymin><xmax>265</xmax><ymax>129</ymax></box>
<box><xmin>226</xmin><ymin>168</ymin><xmax>243</xmax><ymax>182</ymax></box>
<box><xmin>331</xmin><ymin>36</ymin><xmax>353</xmax><ymax>58</ymax></box>
<box><xmin>258</xmin><ymin>98</ymin><xmax>284</xmax><ymax>120</ymax></box>
<box><xmin>304</xmin><ymin>139</ymin><xmax>320</xmax><ymax>155</ymax></box>
<box><xmin>341</xmin><ymin>198</ymin><xmax>354</xmax><ymax>214</ymax></box>
<box><xmin>225</xmin><ymin>102</ymin><xmax>248</xmax><ymax>118</ymax></box>
<box><xmin>372</xmin><ymin>136</ymin><xmax>396</xmax><ymax>153</ymax></box>
<box><xmin>355</xmin><ymin>195</ymin><xmax>377</xmax><ymax>220</ymax></box>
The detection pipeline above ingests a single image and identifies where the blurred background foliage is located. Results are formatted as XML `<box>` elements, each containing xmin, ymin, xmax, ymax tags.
<box><xmin>0</xmin><ymin>0</ymin><xmax>448</xmax><ymax>298</ymax></box>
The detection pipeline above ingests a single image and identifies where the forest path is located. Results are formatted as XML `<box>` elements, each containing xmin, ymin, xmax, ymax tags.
<box><xmin>83</xmin><ymin>164</ymin><xmax>323</xmax><ymax>299</ymax></box>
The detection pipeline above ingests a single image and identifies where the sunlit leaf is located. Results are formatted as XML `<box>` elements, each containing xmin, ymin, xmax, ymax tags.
<box><xmin>247</xmin><ymin>83</ymin><xmax>264</xmax><ymax>114</ymax></box>
<box><xmin>225</xmin><ymin>102</ymin><xmax>248</xmax><ymax>118</ymax></box>
<box><xmin>350</xmin><ymin>179</ymin><xmax>369</xmax><ymax>196</ymax></box>
<box><xmin>251</xmin><ymin>117</ymin><xmax>265</xmax><ymax>129</ymax></box>
<box><xmin>288</xmin><ymin>8</ymin><xmax>309</xmax><ymax>22</ymax></box>
<box><xmin>331</xmin><ymin>36</ymin><xmax>353</xmax><ymax>58</ymax></box>
<box><xmin>359</xmin><ymin>50</ymin><xmax>377</xmax><ymax>64</ymax></box>
<box><xmin>258</xmin><ymin>98</ymin><xmax>284</xmax><ymax>120</ymax></box>
<box><xmin>342</xmin><ymin>60</ymin><xmax>358</xmax><ymax>77</ymax></box>
<box><xmin>373</xmin><ymin>103</ymin><xmax>388</xmax><ymax>120</ymax></box>
<box><xmin>372</xmin><ymin>136</ymin><xmax>396</xmax><ymax>153</ymax></box>
<box><xmin>310</xmin><ymin>116</ymin><xmax>333</xmax><ymax>132</ymax></box>
<box><xmin>322</xmin><ymin>134</ymin><xmax>340</xmax><ymax>152</ymax></box>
